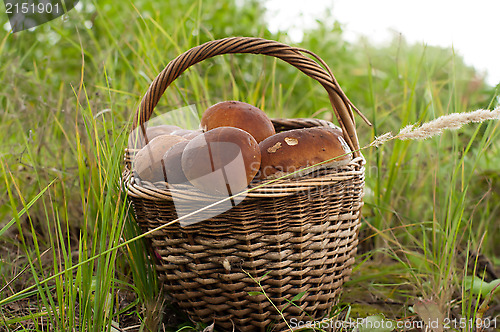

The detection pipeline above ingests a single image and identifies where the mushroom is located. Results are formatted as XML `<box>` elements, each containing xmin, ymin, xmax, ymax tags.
<box><xmin>200</xmin><ymin>101</ymin><xmax>276</xmax><ymax>143</ymax></box>
<box><xmin>133</xmin><ymin>134</ymin><xmax>187</xmax><ymax>183</ymax></box>
<box><xmin>162</xmin><ymin>140</ymin><xmax>190</xmax><ymax>184</ymax></box>
<box><xmin>258</xmin><ymin>127</ymin><xmax>352</xmax><ymax>180</ymax></box>
<box><xmin>170</xmin><ymin>129</ymin><xmax>203</xmax><ymax>140</ymax></box>
<box><xmin>128</xmin><ymin>124</ymin><xmax>181</xmax><ymax>150</ymax></box>
<box><xmin>181</xmin><ymin>127</ymin><xmax>261</xmax><ymax>195</ymax></box>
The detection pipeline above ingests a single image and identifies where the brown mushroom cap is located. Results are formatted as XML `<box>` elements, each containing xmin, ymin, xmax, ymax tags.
<box><xmin>163</xmin><ymin>140</ymin><xmax>190</xmax><ymax>184</ymax></box>
<box><xmin>181</xmin><ymin>127</ymin><xmax>261</xmax><ymax>195</ymax></box>
<box><xmin>133</xmin><ymin>135</ymin><xmax>187</xmax><ymax>183</ymax></box>
<box><xmin>200</xmin><ymin>101</ymin><xmax>276</xmax><ymax>143</ymax></box>
<box><xmin>128</xmin><ymin>124</ymin><xmax>181</xmax><ymax>150</ymax></box>
<box><xmin>258</xmin><ymin>127</ymin><xmax>352</xmax><ymax>180</ymax></box>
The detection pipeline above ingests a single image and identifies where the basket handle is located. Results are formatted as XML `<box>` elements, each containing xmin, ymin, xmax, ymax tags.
<box><xmin>132</xmin><ymin>37</ymin><xmax>369</xmax><ymax>157</ymax></box>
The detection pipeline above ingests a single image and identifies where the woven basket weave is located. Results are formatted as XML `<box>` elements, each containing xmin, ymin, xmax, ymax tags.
<box><xmin>123</xmin><ymin>37</ymin><xmax>366</xmax><ymax>331</ymax></box>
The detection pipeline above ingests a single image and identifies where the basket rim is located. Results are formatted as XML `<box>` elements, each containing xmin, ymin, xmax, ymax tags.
<box><xmin>123</xmin><ymin>157</ymin><xmax>365</xmax><ymax>201</ymax></box>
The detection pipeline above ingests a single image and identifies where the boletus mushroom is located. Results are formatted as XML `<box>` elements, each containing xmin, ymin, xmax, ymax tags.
<box><xmin>133</xmin><ymin>134</ymin><xmax>187</xmax><ymax>183</ymax></box>
<box><xmin>128</xmin><ymin>124</ymin><xmax>181</xmax><ymax>150</ymax></box>
<box><xmin>181</xmin><ymin>127</ymin><xmax>261</xmax><ymax>195</ymax></box>
<box><xmin>200</xmin><ymin>101</ymin><xmax>275</xmax><ymax>143</ymax></box>
<box><xmin>162</xmin><ymin>140</ymin><xmax>190</xmax><ymax>184</ymax></box>
<box><xmin>258</xmin><ymin>127</ymin><xmax>352</xmax><ymax>180</ymax></box>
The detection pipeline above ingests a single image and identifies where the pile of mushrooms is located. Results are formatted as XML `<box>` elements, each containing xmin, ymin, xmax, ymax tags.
<box><xmin>131</xmin><ymin>101</ymin><xmax>352</xmax><ymax>195</ymax></box>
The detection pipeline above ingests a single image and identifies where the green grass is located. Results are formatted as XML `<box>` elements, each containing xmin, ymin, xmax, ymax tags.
<box><xmin>1</xmin><ymin>0</ymin><xmax>499</xmax><ymax>331</ymax></box>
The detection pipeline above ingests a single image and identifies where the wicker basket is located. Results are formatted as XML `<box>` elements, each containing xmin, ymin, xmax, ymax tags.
<box><xmin>123</xmin><ymin>37</ymin><xmax>366</xmax><ymax>331</ymax></box>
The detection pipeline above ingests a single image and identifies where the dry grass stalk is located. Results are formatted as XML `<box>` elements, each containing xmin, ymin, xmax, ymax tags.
<box><xmin>370</xmin><ymin>107</ymin><xmax>500</xmax><ymax>147</ymax></box>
